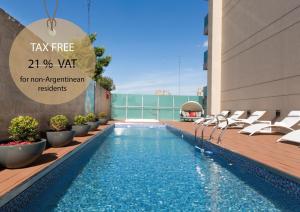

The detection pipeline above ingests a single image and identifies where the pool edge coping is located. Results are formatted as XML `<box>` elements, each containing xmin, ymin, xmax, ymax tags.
<box><xmin>165</xmin><ymin>124</ymin><xmax>300</xmax><ymax>183</ymax></box>
<box><xmin>0</xmin><ymin>124</ymin><xmax>115</xmax><ymax>208</ymax></box>
<box><xmin>165</xmin><ymin>124</ymin><xmax>300</xmax><ymax>198</ymax></box>
<box><xmin>2</xmin><ymin>123</ymin><xmax>300</xmax><ymax>208</ymax></box>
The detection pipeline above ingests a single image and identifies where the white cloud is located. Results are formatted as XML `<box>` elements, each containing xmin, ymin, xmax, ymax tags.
<box><xmin>203</xmin><ymin>40</ymin><xmax>208</xmax><ymax>47</ymax></box>
<box><xmin>112</xmin><ymin>68</ymin><xmax>207</xmax><ymax>95</ymax></box>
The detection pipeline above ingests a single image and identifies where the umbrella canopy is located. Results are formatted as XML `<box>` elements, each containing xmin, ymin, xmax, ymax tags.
<box><xmin>181</xmin><ymin>101</ymin><xmax>203</xmax><ymax>112</ymax></box>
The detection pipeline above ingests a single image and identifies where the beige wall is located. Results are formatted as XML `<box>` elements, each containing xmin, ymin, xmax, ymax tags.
<box><xmin>0</xmin><ymin>9</ymin><xmax>111</xmax><ymax>136</ymax></box>
<box><xmin>95</xmin><ymin>84</ymin><xmax>111</xmax><ymax>119</ymax></box>
<box><xmin>207</xmin><ymin>0</ymin><xmax>223</xmax><ymax>115</ymax></box>
<box><xmin>208</xmin><ymin>0</ymin><xmax>300</xmax><ymax>119</ymax></box>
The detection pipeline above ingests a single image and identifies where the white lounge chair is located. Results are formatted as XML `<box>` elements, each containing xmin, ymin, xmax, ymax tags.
<box><xmin>218</xmin><ymin>111</ymin><xmax>266</xmax><ymax>129</ymax></box>
<box><xmin>277</xmin><ymin>129</ymin><xmax>300</xmax><ymax>144</ymax></box>
<box><xmin>194</xmin><ymin>110</ymin><xmax>230</xmax><ymax>125</ymax></box>
<box><xmin>239</xmin><ymin>111</ymin><xmax>300</xmax><ymax>136</ymax></box>
<box><xmin>203</xmin><ymin>110</ymin><xmax>243</xmax><ymax>126</ymax></box>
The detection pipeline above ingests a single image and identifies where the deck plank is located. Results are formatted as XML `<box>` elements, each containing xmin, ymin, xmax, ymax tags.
<box><xmin>2</xmin><ymin>121</ymin><xmax>300</xmax><ymax>202</ymax></box>
<box><xmin>164</xmin><ymin>121</ymin><xmax>300</xmax><ymax>180</ymax></box>
<box><xmin>0</xmin><ymin>123</ymin><xmax>113</xmax><ymax>198</ymax></box>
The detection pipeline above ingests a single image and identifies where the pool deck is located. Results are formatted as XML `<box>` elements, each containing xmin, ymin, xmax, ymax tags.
<box><xmin>164</xmin><ymin>121</ymin><xmax>300</xmax><ymax>181</ymax></box>
<box><xmin>1</xmin><ymin>120</ymin><xmax>300</xmax><ymax>206</ymax></box>
<box><xmin>0</xmin><ymin>123</ymin><xmax>113</xmax><ymax>206</ymax></box>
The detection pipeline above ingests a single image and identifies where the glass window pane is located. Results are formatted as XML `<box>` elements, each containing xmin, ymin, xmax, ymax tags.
<box><xmin>143</xmin><ymin>108</ymin><xmax>157</xmax><ymax>119</ymax></box>
<box><xmin>112</xmin><ymin>94</ymin><xmax>126</xmax><ymax>106</ymax></box>
<box><xmin>159</xmin><ymin>96</ymin><xmax>173</xmax><ymax>107</ymax></box>
<box><xmin>174</xmin><ymin>96</ymin><xmax>189</xmax><ymax>108</ymax></box>
<box><xmin>111</xmin><ymin>107</ymin><xmax>126</xmax><ymax>120</ymax></box>
<box><xmin>111</xmin><ymin>94</ymin><xmax>203</xmax><ymax>120</ymax></box>
<box><xmin>127</xmin><ymin>108</ymin><xmax>142</xmax><ymax>119</ymax></box>
<box><xmin>174</xmin><ymin>109</ymin><xmax>181</xmax><ymax>120</ymax></box>
<box><xmin>143</xmin><ymin>95</ymin><xmax>157</xmax><ymax>107</ymax></box>
<box><xmin>159</xmin><ymin>108</ymin><xmax>173</xmax><ymax>120</ymax></box>
<box><xmin>127</xmin><ymin>94</ymin><xmax>142</xmax><ymax>106</ymax></box>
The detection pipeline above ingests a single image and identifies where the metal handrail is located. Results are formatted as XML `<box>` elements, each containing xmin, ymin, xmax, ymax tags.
<box><xmin>208</xmin><ymin>114</ymin><xmax>228</xmax><ymax>142</ymax></box>
<box><xmin>200</xmin><ymin>116</ymin><xmax>216</xmax><ymax>140</ymax></box>
<box><xmin>194</xmin><ymin>118</ymin><xmax>205</xmax><ymax>142</ymax></box>
<box><xmin>194</xmin><ymin>113</ymin><xmax>229</xmax><ymax>144</ymax></box>
<box><xmin>216</xmin><ymin>115</ymin><xmax>229</xmax><ymax>144</ymax></box>
<box><xmin>193</xmin><ymin>116</ymin><xmax>211</xmax><ymax>141</ymax></box>
<box><xmin>201</xmin><ymin>124</ymin><xmax>208</xmax><ymax>140</ymax></box>
<box><xmin>198</xmin><ymin>116</ymin><xmax>216</xmax><ymax>141</ymax></box>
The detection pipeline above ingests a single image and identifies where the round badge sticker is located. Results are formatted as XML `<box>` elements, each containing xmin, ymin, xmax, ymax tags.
<box><xmin>9</xmin><ymin>18</ymin><xmax>95</xmax><ymax>105</ymax></box>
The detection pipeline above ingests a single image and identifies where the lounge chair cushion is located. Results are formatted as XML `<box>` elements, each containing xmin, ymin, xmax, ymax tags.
<box><xmin>196</xmin><ymin>112</ymin><xmax>202</xmax><ymax>117</ymax></box>
<box><xmin>181</xmin><ymin>111</ymin><xmax>189</xmax><ymax>117</ymax></box>
<box><xmin>240</xmin><ymin>123</ymin><xmax>271</xmax><ymax>134</ymax></box>
<box><xmin>278</xmin><ymin>130</ymin><xmax>300</xmax><ymax>144</ymax></box>
<box><xmin>189</xmin><ymin>112</ymin><xmax>196</xmax><ymax>117</ymax></box>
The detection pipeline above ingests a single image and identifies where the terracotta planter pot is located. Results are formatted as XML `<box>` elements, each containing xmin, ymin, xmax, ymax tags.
<box><xmin>46</xmin><ymin>130</ymin><xmax>75</xmax><ymax>147</ymax></box>
<box><xmin>72</xmin><ymin>125</ymin><xmax>90</xmax><ymax>137</ymax></box>
<box><xmin>0</xmin><ymin>139</ymin><xmax>46</xmax><ymax>169</ymax></box>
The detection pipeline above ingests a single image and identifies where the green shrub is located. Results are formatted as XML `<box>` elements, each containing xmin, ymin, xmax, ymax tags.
<box><xmin>50</xmin><ymin>115</ymin><xmax>68</xmax><ymax>131</ymax></box>
<box><xmin>98</xmin><ymin>112</ymin><xmax>107</xmax><ymax>119</ymax></box>
<box><xmin>86</xmin><ymin>113</ymin><xmax>96</xmax><ymax>122</ymax></box>
<box><xmin>8</xmin><ymin>116</ymin><xmax>39</xmax><ymax>142</ymax></box>
<box><xmin>73</xmin><ymin>115</ymin><xmax>87</xmax><ymax>125</ymax></box>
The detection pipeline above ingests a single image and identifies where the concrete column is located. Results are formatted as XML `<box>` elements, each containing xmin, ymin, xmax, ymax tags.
<box><xmin>207</xmin><ymin>0</ymin><xmax>222</xmax><ymax>115</ymax></box>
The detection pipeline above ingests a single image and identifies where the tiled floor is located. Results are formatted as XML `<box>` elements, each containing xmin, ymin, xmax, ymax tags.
<box><xmin>164</xmin><ymin>121</ymin><xmax>300</xmax><ymax>181</ymax></box>
<box><xmin>0</xmin><ymin>123</ymin><xmax>113</xmax><ymax>200</ymax></box>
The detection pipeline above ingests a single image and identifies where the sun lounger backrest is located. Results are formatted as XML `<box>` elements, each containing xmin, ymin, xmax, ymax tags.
<box><xmin>246</xmin><ymin>111</ymin><xmax>266</xmax><ymax>123</ymax></box>
<box><xmin>279</xmin><ymin>111</ymin><xmax>300</xmax><ymax>127</ymax></box>
<box><xmin>230</xmin><ymin>111</ymin><xmax>244</xmax><ymax>120</ymax></box>
<box><xmin>287</xmin><ymin>111</ymin><xmax>300</xmax><ymax>117</ymax></box>
<box><xmin>220</xmin><ymin>110</ymin><xmax>230</xmax><ymax>117</ymax></box>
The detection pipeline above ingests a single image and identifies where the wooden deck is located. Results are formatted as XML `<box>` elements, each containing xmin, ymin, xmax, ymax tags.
<box><xmin>164</xmin><ymin>121</ymin><xmax>300</xmax><ymax>181</ymax></box>
<box><xmin>0</xmin><ymin>123</ymin><xmax>113</xmax><ymax>205</ymax></box>
<box><xmin>1</xmin><ymin>120</ymin><xmax>300</xmax><ymax>206</ymax></box>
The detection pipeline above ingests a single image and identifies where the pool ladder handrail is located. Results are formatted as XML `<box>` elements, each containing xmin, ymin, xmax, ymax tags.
<box><xmin>198</xmin><ymin>114</ymin><xmax>219</xmax><ymax>141</ymax></box>
<box><xmin>194</xmin><ymin>115</ymin><xmax>215</xmax><ymax>141</ymax></box>
<box><xmin>194</xmin><ymin>118</ymin><xmax>205</xmax><ymax>142</ymax></box>
<box><xmin>194</xmin><ymin>114</ymin><xmax>229</xmax><ymax>144</ymax></box>
<box><xmin>208</xmin><ymin>114</ymin><xmax>229</xmax><ymax>144</ymax></box>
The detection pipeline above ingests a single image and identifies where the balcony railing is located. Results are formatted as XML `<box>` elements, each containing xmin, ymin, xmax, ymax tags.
<box><xmin>203</xmin><ymin>50</ymin><xmax>208</xmax><ymax>70</ymax></box>
<box><xmin>204</xmin><ymin>14</ymin><xmax>208</xmax><ymax>35</ymax></box>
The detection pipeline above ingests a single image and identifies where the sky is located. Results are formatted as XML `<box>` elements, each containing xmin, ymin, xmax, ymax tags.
<box><xmin>1</xmin><ymin>0</ymin><xmax>208</xmax><ymax>95</ymax></box>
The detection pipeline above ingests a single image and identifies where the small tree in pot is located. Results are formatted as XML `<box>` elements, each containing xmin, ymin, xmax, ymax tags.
<box><xmin>72</xmin><ymin>115</ymin><xmax>90</xmax><ymax>137</ymax></box>
<box><xmin>50</xmin><ymin>115</ymin><xmax>68</xmax><ymax>131</ymax></box>
<box><xmin>46</xmin><ymin>115</ymin><xmax>75</xmax><ymax>147</ymax></box>
<box><xmin>86</xmin><ymin>113</ymin><xmax>99</xmax><ymax>131</ymax></box>
<box><xmin>0</xmin><ymin>116</ymin><xmax>46</xmax><ymax>168</ymax></box>
<box><xmin>8</xmin><ymin>116</ymin><xmax>39</xmax><ymax>142</ymax></box>
<box><xmin>98</xmin><ymin>112</ymin><xmax>108</xmax><ymax>125</ymax></box>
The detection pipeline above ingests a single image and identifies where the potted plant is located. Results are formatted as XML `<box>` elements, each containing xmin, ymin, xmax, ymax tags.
<box><xmin>86</xmin><ymin>113</ymin><xmax>99</xmax><ymax>131</ymax></box>
<box><xmin>71</xmin><ymin>115</ymin><xmax>90</xmax><ymax>137</ymax></box>
<box><xmin>46</xmin><ymin>115</ymin><xmax>75</xmax><ymax>147</ymax></box>
<box><xmin>0</xmin><ymin>116</ymin><xmax>46</xmax><ymax>169</ymax></box>
<box><xmin>98</xmin><ymin>112</ymin><xmax>108</xmax><ymax>125</ymax></box>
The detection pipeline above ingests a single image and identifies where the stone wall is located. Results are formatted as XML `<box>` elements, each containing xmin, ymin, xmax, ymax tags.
<box><xmin>0</xmin><ymin>8</ymin><xmax>111</xmax><ymax>136</ymax></box>
<box><xmin>95</xmin><ymin>84</ymin><xmax>111</xmax><ymax>119</ymax></box>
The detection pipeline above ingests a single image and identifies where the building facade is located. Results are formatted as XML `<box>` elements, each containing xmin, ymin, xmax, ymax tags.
<box><xmin>205</xmin><ymin>0</ymin><xmax>300</xmax><ymax>119</ymax></box>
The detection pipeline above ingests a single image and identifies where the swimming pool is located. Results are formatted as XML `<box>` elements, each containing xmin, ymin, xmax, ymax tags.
<box><xmin>4</xmin><ymin>124</ymin><xmax>300</xmax><ymax>211</ymax></box>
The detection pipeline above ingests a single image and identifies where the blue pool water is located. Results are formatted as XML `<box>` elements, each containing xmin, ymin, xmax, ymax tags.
<box><xmin>23</xmin><ymin>126</ymin><xmax>299</xmax><ymax>211</ymax></box>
